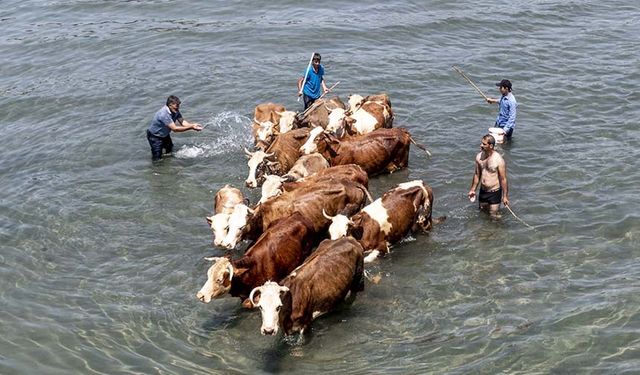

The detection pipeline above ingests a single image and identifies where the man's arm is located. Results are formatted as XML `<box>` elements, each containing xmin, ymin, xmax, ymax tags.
<box><xmin>297</xmin><ymin>77</ymin><xmax>304</xmax><ymax>96</ymax></box>
<box><xmin>168</xmin><ymin>118</ymin><xmax>202</xmax><ymax>132</ymax></box>
<box><xmin>468</xmin><ymin>159</ymin><xmax>481</xmax><ymax>200</ymax></box>
<box><xmin>498</xmin><ymin>159</ymin><xmax>509</xmax><ymax>206</ymax></box>
<box><xmin>321</xmin><ymin>79</ymin><xmax>329</xmax><ymax>94</ymax></box>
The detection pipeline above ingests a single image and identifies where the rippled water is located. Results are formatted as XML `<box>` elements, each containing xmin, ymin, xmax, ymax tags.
<box><xmin>1</xmin><ymin>1</ymin><xmax>639</xmax><ymax>373</ymax></box>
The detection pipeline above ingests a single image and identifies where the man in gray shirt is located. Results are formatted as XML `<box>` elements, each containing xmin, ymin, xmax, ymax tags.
<box><xmin>146</xmin><ymin>95</ymin><xmax>202</xmax><ymax>161</ymax></box>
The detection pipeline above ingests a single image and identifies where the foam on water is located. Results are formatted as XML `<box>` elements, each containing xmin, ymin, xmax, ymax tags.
<box><xmin>175</xmin><ymin>111</ymin><xmax>252</xmax><ymax>159</ymax></box>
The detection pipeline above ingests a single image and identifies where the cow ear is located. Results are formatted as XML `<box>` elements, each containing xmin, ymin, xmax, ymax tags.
<box><xmin>234</xmin><ymin>267</ymin><xmax>249</xmax><ymax>278</ymax></box>
<box><xmin>350</xmin><ymin>226</ymin><xmax>364</xmax><ymax>241</ymax></box>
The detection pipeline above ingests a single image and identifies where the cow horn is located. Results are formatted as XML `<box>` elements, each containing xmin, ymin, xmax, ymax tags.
<box><xmin>244</xmin><ymin>147</ymin><xmax>254</xmax><ymax>157</ymax></box>
<box><xmin>204</xmin><ymin>256</ymin><xmax>221</xmax><ymax>262</ymax></box>
<box><xmin>280</xmin><ymin>285</ymin><xmax>289</xmax><ymax>293</ymax></box>
<box><xmin>248</xmin><ymin>286</ymin><xmax>261</xmax><ymax>307</ymax></box>
<box><xmin>322</xmin><ymin>209</ymin><xmax>334</xmax><ymax>220</ymax></box>
<box><xmin>265</xmin><ymin>152</ymin><xmax>274</xmax><ymax>158</ymax></box>
<box><xmin>227</xmin><ymin>263</ymin><xmax>234</xmax><ymax>282</ymax></box>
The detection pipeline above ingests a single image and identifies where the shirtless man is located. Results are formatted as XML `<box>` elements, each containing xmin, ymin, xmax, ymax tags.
<box><xmin>468</xmin><ymin>134</ymin><xmax>509</xmax><ymax>216</ymax></box>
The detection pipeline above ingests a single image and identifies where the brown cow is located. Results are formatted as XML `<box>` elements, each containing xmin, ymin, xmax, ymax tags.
<box><xmin>252</xmin><ymin>102</ymin><xmax>286</xmax><ymax>150</ymax></box>
<box><xmin>245</xmin><ymin>127</ymin><xmax>311</xmax><ymax>188</ymax></box>
<box><xmin>301</xmin><ymin>127</ymin><xmax>421</xmax><ymax>176</ymax></box>
<box><xmin>222</xmin><ymin>178</ymin><xmax>371</xmax><ymax>249</ymax></box>
<box><xmin>196</xmin><ymin>212</ymin><xmax>318</xmax><ymax>306</ymax></box>
<box><xmin>343</xmin><ymin>100</ymin><xmax>393</xmax><ymax>136</ymax></box>
<box><xmin>325</xmin><ymin>180</ymin><xmax>436</xmax><ymax>263</ymax></box>
<box><xmin>296</xmin><ymin>96</ymin><xmax>346</xmax><ymax>129</ymax></box>
<box><xmin>250</xmin><ymin>237</ymin><xmax>365</xmax><ymax>336</ymax></box>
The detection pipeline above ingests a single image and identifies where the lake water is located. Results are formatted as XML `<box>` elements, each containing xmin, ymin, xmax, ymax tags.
<box><xmin>1</xmin><ymin>1</ymin><xmax>639</xmax><ymax>373</ymax></box>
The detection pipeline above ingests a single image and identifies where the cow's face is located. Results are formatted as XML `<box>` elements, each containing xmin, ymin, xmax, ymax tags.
<box><xmin>221</xmin><ymin>204</ymin><xmax>253</xmax><ymax>249</ymax></box>
<box><xmin>347</xmin><ymin>94</ymin><xmax>364</xmax><ymax>112</ymax></box>
<box><xmin>276</xmin><ymin>110</ymin><xmax>297</xmax><ymax>133</ymax></box>
<box><xmin>196</xmin><ymin>257</ymin><xmax>234</xmax><ymax>303</ymax></box>
<box><xmin>299</xmin><ymin>126</ymin><xmax>324</xmax><ymax>155</ymax></box>
<box><xmin>326</xmin><ymin>108</ymin><xmax>347</xmax><ymax>134</ymax></box>
<box><xmin>250</xmin><ymin>281</ymin><xmax>289</xmax><ymax>336</ymax></box>
<box><xmin>245</xmin><ymin>149</ymin><xmax>271</xmax><ymax>188</ymax></box>
<box><xmin>259</xmin><ymin>175</ymin><xmax>285</xmax><ymax>204</ymax></box>
<box><xmin>207</xmin><ymin>213</ymin><xmax>230</xmax><ymax>246</ymax></box>
<box><xmin>327</xmin><ymin>213</ymin><xmax>353</xmax><ymax>240</ymax></box>
<box><xmin>255</xmin><ymin>121</ymin><xmax>276</xmax><ymax>142</ymax></box>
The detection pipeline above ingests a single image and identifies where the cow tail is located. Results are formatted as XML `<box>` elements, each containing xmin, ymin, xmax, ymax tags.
<box><xmin>409</xmin><ymin>135</ymin><xmax>431</xmax><ymax>157</ymax></box>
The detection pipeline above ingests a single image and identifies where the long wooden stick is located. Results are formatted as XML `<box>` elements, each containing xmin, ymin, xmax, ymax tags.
<box><xmin>505</xmin><ymin>204</ymin><xmax>535</xmax><ymax>230</ymax></box>
<box><xmin>299</xmin><ymin>81</ymin><xmax>341</xmax><ymax>117</ymax></box>
<box><xmin>452</xmin><ymin>65</ymin><xmax>490</xmax><ymax>101</ymax></box>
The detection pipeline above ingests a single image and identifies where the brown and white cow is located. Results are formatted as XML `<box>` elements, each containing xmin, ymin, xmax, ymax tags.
<box><xmin>259</xmin><ymin>164</ymin><xmax>370</xmax><ymax>207</ymax></box>
<box><xmin>252</xmin><ymin>102</ymin><xmax>286</xmax><ymax>150</ymax></box>
<box><xmin>205</xmin><ymin>185</ymin><xmax>246</xmax><ymax>247</ymax></box>
<box><xmin>343</xmin><ymin>100</ymin><xmax>393</xmax><ymax>136</ymax></box>
<box><xmin>326</xmin><ymin>180</ymin><xmax>436</xmax><ymax>263</ymax></box>
<box><xmin>301</xmin><ymin>127</ymin><xmax>422</xmax><ymax>176</ymax></box>
<box><xmin>282</xmin><ymin>152</ymin><xmax>329</xmax><ymax>181</ymax></box>
<box><xmin>296</xmin><ymin>96</ymin><xmax>346</xmax><ymax>129</ymax></box>
<box><xmin>245</xmin><ymin>127</ymin><xmax>311</xmax><ymax>188</ymax></box>
<box><xmin>196</xmin><ymin>212</ymin><xmax>318</xmax><ymax>306</ymax></box>
<box><xmin>223</xmin><ymin>178</ymin><xmax>371</xmax><ymax>249</ymax></box>
<box><xmin>250</xmin><ymin>237</ymin><xmax>364</xmax><ymax>336</ymax></box>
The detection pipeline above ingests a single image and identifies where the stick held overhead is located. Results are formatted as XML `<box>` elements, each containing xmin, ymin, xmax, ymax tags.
<box><xmin>452</xmin><ymin>65</ymin><xmax>490</xmax><ymax>101</ymax></box>
<box><xmin>297</xmin><ymin>52</ymin><xmax>315</xmax><ymax>102</ymax></box>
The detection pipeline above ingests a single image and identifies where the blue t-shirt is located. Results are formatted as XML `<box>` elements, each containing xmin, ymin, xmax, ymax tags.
<box><xmin>148</xmin><ymin>105</ymin><xmax>182</xmax><ymax>137</ymax></box>
<box><xmin>302</xmin><ymin>65</ymin><xmax>325</xmax><ymax>99</ymax></box>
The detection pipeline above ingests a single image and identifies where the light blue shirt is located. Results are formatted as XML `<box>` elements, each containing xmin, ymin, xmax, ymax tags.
<box><xmin>495</xmin><ymin>92</ymin><xmax>517</xmax><ymax>133</ymax></box>
<box><xmin>148</xmin><ymin>105</ymin><xmax>182</xmax><ymax>137</ymax></box>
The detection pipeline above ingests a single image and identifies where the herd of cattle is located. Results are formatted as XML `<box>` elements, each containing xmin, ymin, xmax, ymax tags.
<box><xmin>196</xmin><ymin>94</ymin><xmax>443</xmax><ymax>336</ymax></box>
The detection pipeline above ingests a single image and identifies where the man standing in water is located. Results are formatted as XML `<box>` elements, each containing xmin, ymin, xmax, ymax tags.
<box><xmin>486</xmin><ymin>79</ymin><xmax>517</xmax><ymax>140</ymax></box>
<box><xmin>468</xmin><ymin>134</ymin><xmax>510</xmax><ymax>217</ymax></box>
<box><xmin>297</xmin><ymin>53</ymin><xmax>330</xmax><ymax>110</ymax></box>
<box><xmin>146</xmin><ymin>95</ymin><xmax>202</xmax><ymax>161</ymax></box>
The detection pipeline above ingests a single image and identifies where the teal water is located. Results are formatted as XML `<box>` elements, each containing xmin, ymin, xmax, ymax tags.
<box><xmin>1</xmin><ymin>1</ymin><xmax>639</xmax><ymax>373</ymax></box>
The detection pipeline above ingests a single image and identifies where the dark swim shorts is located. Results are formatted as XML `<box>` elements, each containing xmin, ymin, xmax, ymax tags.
<box><xmin>479</xmin><ymin>188</ymin><xmax>502</xmax><ymax>205</ymax></box>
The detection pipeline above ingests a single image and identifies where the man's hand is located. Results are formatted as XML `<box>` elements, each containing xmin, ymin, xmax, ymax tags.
<box><xmin>298</xmin><ymin>91</ymin><xmax>303</xmax><ymax>97</ymax></box>
<box><xmin>192</xmin><ymin>124</ymin><xmax>203</xmax><ymax>131</ymax></box>
<box><xmin>502</xmin><ymin>196</ymin><xmax>510</xmax><ymax>207</ymax></box>
<box><xmin>486</xmin><ymin>97</ymin><xmax>498</xmax><ymax>104</ymax></box>
<box><xmin>468</xmin><ymin>190</ymin><xmax>476</xmax><ymax>202</ymax></box>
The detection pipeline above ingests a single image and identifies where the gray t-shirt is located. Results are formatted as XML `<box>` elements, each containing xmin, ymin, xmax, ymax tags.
<box><xmin>148</xmin><ymin>105</ymin><xmax>182</xmax><ymax>137</ymax></box>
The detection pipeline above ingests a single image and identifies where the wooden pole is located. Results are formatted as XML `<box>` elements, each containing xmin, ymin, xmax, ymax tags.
<box><xmin>452</xmin><ymin>65</ymin><xmax>490</xmax><ymax>101</ymax></box>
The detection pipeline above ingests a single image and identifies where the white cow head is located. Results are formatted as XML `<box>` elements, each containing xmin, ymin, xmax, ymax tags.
<box><xmin>325</xmin><ymin>108</ymin><xmax>347</xmax><ymax>135</ymax></box>
<box><xmin>196</xmin><ymin>256</ymin><xmax>234</xmax><ymax>303</ymax></box>
<box><xmin>323</xmin><ymin>209</ymin><xmax>354</xmax><ymax>240</ymax></box>
<box><xmin>347</xmin><ymin>94</ymin><xmax>365</xmax><ymax>112</ymax></box>
<box><xmin>250</xmin><ymin>281</ymin><xmax>290</xmax><ymax>336</ymax></box>
<box><xmin>220</xmin><ymin>203</ymin><xmax>254</xmax><ymax>249</ymax></box>
<box><xmin>245</xmin><ymin>148</ymin><xmax>274</xmax><ymax>188</ymax></box>
<box><xmin>207</xmin><ymin>213</ymin><xmax>231</xmax><ymax>246</ymax></box>
<box><xmin>255</xmin><ymin>120</ymin><xmax>276</xmax><ymax>142</ymax></box>
<box><xmin>276</xmin><ymin>110</ymin><xmax>297</xmax><ymax>133</ymax></box>
<box><xmin>259</xmin><ymin>175</ymin><xmax>287</xmax><ymax>204</ymax></box>
<box><xmin>299</xmin><ymin>126</ymin><xmax>325</xmax><ymax>155</ymax></box>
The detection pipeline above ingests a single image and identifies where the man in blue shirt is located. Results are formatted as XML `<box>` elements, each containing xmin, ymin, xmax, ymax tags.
<box><xmin>486</xmin><ymin>79</ymin><xmax>517</xmax><ymax>140</ymax></box>
<box><xmin>146</xmin><ymin>95</ymin><xmax>202</xmax><ymax>161</ymax></box>
<box><xmin>297</xmin><ymin>53</ymin><xmax>330</xmax><ymax>110</ymax></box>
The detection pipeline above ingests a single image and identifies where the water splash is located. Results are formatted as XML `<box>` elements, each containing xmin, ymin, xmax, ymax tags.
<box><xmin>175</xmin><ymin>111</ymin><xmax>253</xmax><ymax>159</ymax></box>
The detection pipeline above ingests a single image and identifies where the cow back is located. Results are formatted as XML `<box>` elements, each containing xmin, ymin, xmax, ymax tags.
<box><xmin>281</xmin><ymin>237</ymin><xmax>364</xmax><ymax>332</ymax></box>
<box><xmin>230</xmin><ymin>212</ymin><xmax>317</xmax><ymax>298</ymax></box>
<box><xmin>265</xmin><ymin>128</ymin><xmax>311</xmax><ymax>175</ymax></box>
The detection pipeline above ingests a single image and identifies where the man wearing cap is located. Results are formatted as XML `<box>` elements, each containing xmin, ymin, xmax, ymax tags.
<box><xmin>486</xmin><ymin>79</ymin><xmax>518</xmax><ymax>140</ymax></box>
<box><xmin>146</xmin><ymin>95</ymin><xmax>202</xmax><ymax>161</ymax></box>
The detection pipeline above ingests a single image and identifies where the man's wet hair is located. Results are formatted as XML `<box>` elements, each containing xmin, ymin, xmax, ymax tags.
<box><xmin>312</xmin><ymin>53</ymin><xmax>321</xmax><ymax>62</ymax></box>
<box><xmin>483</xmin><ymin>134</ymin><xmax>496</xmax><ymax>147</ymax></box>
<box><xmin>166</xmin><ymin>95</ymin><xmax>181</xmax><ymax>107</ymax></box>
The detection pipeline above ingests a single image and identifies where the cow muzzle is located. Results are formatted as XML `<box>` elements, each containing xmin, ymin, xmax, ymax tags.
<box><xmin>196</xmin><ymin>291</ymin><xmax>211</xmax><ymax>303</ymax></box>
